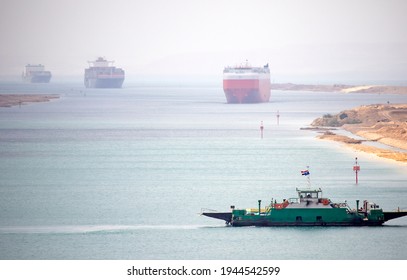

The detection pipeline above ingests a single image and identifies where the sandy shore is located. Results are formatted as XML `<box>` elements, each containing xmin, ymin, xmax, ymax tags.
<box><xmin>312</xmin><ymin>104</ymin><xmax>407</xmax><ymax>163</ymax></box>
<box><xmin>0</xmin><ymin>94</ymin><xmax>59</xmax><ymax>107</ymax></box>
<box><xmin>318</xmin><ymin>132</ymin><xmax>407</xmax><ymax>162</ymax></box>
<box><xmin>272</xmin><ymin>83</ymin><xmax>407</xmax><ymax>94</ymax></box>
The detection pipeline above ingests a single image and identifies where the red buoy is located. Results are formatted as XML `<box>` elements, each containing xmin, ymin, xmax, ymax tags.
<box><xmin>353</xmin><ymin>157</ymin><xmax>360</xmax><ymax>184</ymax></box>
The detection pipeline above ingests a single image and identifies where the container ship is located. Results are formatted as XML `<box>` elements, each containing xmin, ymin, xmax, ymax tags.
<box><xmin>84</xmin><ymin>57</ymin><xmax>125</xmax><ymax>88</ymax></box>
<box><xmin>22</xmin><ymin>64</ymin><xmax>51</xmax><ymax>83</ymax></box>
<box><xmin>202</xmin><ymin>188</ymin><xmax>407</xmax><ymax>227</ymax></box>
<box><xmin>223</xmin><ymin>61</ymin><xmax>271</xmax><ymax>103</ymax></box>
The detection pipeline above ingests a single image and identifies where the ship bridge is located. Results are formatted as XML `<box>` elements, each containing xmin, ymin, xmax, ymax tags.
<box><xmin>285</xmin><ymin>188</ymin><xmax>332</xmax><ymax>208</ymax></box>
<box><xmin>88</xmin><ymin>57</ymin><xmax>115</xmax><ymax>68</ymax></box>
<box><xmin>296</xmin><ymin>188</ymin><xmax>322</xmax><ymax>200</ymax></box>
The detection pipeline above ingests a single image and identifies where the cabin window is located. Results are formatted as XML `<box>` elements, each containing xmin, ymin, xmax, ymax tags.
<box><xmin>316</xmin><ymin>216</ymin><xmax>322</xmax><ymax>222</ymax></box>
<box><xmin>296</xmin><ymin>216</ymin><xmax>302</xmax><ymax>222</ymax></box>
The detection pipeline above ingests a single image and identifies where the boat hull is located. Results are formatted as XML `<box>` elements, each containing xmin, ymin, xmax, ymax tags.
<box><xmin>23</xmin><ymin>73</ymin><xmax>51</xmax><ymax>83</ymax></box>
<box><xmin>233</xmin><ymin>207</ymin><xmax>387</xmax><ymax>226</ymax></box>
<box><xmin>84</xmin><ymin>77</ymin><xmax>124</xmax><ymax>88</ymax></box>
<box><xmin>230</xmin><ymin>219</ymin><xmax>384</xmax><ymax>227</ymax></box>
<box><xmin>223</xmin><ymin>78</ymin><xmax>270</xmax><ymax>103</ymax></box>
<box><xmin>202</xmin><ymin>208</ymin><xmax>407</xmax><ymax>227</ymax></box>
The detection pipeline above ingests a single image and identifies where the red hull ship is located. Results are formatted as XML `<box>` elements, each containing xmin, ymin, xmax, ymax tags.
<box><xmin>223</xmin><ymin>62</ymin><xmax>271</xmax><ymax>103</ymax></box>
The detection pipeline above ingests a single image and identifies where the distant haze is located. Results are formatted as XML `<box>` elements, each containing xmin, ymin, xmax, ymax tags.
<box><xmin>1</xmin><ymin>0</ymin><xmax>407</xmax><ymax>84</ymax></box>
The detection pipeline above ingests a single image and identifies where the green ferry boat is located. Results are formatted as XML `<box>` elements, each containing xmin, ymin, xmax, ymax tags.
<box><xmin>202</xmin><ymin>188</ymin><xmax>407</xmax><ymax>226</ymax></box>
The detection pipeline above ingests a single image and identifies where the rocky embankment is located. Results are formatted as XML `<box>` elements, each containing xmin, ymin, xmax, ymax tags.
<box><xmin>311</xmin><ymin>104</ymin><xmax>407</xmax><ymax>162</ymax></box>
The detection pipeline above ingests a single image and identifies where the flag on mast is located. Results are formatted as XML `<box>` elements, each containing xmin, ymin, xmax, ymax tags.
<box><xmin>301</xmin><ymin>167</ymin><xmax>311</xmax><ymax>188</ymax></box>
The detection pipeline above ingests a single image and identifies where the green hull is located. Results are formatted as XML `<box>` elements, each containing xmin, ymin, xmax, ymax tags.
<box><xmin>231</xmin><ymin>208</ymin><xmax>384</xmax><ymax>227</ymax></box>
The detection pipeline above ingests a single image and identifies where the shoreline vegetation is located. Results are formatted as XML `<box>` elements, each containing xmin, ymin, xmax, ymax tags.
<box><xmin>0</xmin><ymin>94</ymin><xmax>59</xmax><ymax>107</ymax></box>
<box><xmin>311</xmin><ymin>104</ymin><xmax>407</xmax><ymax>163</ymax></box>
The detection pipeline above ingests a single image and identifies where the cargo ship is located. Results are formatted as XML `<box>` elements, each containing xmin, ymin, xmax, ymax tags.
<box><xmin>223</xmin><ymin>61</ymin><xmax>271</xmax><ymax>103</ymax></box>
<box><xmin>22</xmin><ymin>64</ymin><xmax>51</xmax><ymax>83</ymax></box>
<box><xmin>84</xmin><ymin>57</ymin><xmax>125</xmax><ymax>88</ymax></box>
<box><xmin>202</xmin><ymin>188</ymin><xmax>407</xmax><ymax>226</ymax></box>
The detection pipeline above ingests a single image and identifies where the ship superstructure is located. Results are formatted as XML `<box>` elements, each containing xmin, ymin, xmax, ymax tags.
<box><xmin>22</xmin><ymin>64</ymin><xmax>51</xmax><ymax>83</ymax></box>
<box><xmin>84</xmin><ymin>57</ymin><xmax>125</xmax><ymax>88</ymax></box>
<box><xmin>223</xmin><ymin>61</ymin><xmax>270</xmax><ymax>103</ymax></box>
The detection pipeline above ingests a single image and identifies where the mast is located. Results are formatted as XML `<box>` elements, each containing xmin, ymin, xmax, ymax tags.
<box><xmin>301</xmin><ymin>166</ymin><xmax>311</xmax><ymax>188</ymax></box>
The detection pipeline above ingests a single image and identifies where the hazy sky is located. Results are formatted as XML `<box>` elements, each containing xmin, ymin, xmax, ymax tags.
<box><xmin>1</xmin><ymin>0</ymin><xmax>407</xmax><ymax>83</ymax></box>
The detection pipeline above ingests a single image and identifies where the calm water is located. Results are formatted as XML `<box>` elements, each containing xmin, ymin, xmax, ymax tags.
<box><xmin>0</xmin><ymin>81</ymin><xmax>406</xmax><ymax>259</ymax></box>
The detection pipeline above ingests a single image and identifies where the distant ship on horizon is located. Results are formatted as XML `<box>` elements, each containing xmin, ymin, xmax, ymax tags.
<box><xmin>22</xmin><ymin>64</ymin><xmax>52</xmax><ymax>83</ymax></box>
<box><xmin>84</xmin><ymin>57</ymin><xmax>125</xmax><ymax>88</ymax></box>
<box><xmin>223</xmin><ymin>61</ymin><xmax>271</xmax><ymax>103</ymax></box>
